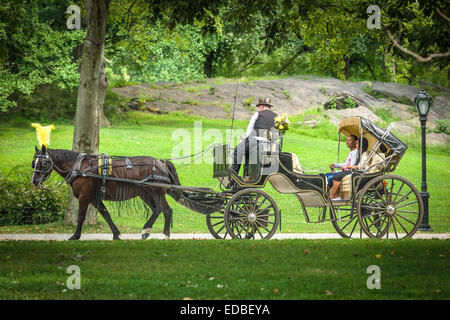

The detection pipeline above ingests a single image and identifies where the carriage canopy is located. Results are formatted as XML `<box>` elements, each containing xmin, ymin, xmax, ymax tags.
<box><xmin>337</xmin><ymin>116</ymin><xmax>407</xmax><ymax>172</ymax></box>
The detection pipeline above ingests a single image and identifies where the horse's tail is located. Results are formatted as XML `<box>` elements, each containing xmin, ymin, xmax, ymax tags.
<box><xmin>165</xmin><ymin>160</ymin><xmax>183</xmax><ymax>201</ymax></box>
<box><xmin>165</xmin><ymin>160</ymin><xmax>180</xmax><ymax>186</ymax></box>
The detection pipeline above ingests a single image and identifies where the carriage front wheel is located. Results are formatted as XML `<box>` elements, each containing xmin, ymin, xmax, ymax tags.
<box><xmin>206</xmin><ymin>210</ymin><xmax>230</xmax><ymax>239</ymax></box>
<box><xmin>357</xmin><ymin>175</ymin><xmax>424</xmax><ymax>239</ymax></box>
<box><xmin>224</xmin><ymin>188</ymin><xmax>280</xmax><ymax>240</ymax></box>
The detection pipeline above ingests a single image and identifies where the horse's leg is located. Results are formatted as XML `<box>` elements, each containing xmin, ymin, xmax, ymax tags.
<box><xmin>140</xmin><ymin>194</ymin><xmax>161</xmax><ymax>240</ymax></box>
<box><xmin>68</xmin><ymin>197</ymin><xmax>89</xmax><ymax>240</ymax></box>
<box><xmin>161</xmin><ymin>193</ymin><xmax>173</xmax><ymax>240</ymax></box>
<box><xmin>92</xmin><ymin>201</ymin><xmax>121</xmax><ymax>240</ymax></box>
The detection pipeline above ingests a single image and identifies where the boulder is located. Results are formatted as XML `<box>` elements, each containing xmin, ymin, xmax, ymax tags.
<box><xmin>391</xmin><ymin>121</ymin><xmax>417</xmax><ymax>136</ymax></box>
<box><xmin>371</xmin><ymin>81</ymin><xmax>420</xmax><ymax>105</ymax></box>
<box><xmin>426</xmin><ymin>132</ymin><xmax>449</xmax><ymax>146</ymax></box>
<box><xmin>325</xmin><ymin>106</ymin><xmax>380</xmax><ymax>126</ymax></box>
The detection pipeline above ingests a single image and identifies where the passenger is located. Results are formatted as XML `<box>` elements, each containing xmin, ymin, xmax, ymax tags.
<box><xmin>346</xmin><ymin>137</ymin><xmax>385</xmax><ymax>173</ymax></box>
<box><xmin>325</xmin><ymin>134</ymin><xmax>358</xmax><ymax>198</ymax></box>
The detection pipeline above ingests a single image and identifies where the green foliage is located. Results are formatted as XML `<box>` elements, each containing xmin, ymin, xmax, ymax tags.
<box><xmin>0</xmin><ymin>0</ymin><xmax>84</xmax><ymax>111</ymax></box>
<box><xmin>327</xmin><ymin>97</ymin><xmax>337</xmax><ymax>110</ymax></box>
<box><xmin>283</xmin><ymin>90</ymin><xmax>291</xmax><ymax>99</ymax></box>
<box><xmin>433</xmin><ymin>119</ymin><xmax>450</xmax><ymax>135</ymax></box>
<box><xmin>344</xmin><ymin>97</ymin><xmax>357</xmax><ymax>109</ymax></box>
<box><xmin>0</xmin><ymin>84</ymin><xmax>78</xmax><ymax>124</ymax></box>
<box><xmin>1</xmin><ymin>0</ymin><xmax>449</xmax><ymax>121</ymax></box>
<box><xmin>243</xmin><ymin>97</ymin><xmax>255</xmax><ymax>111</ymax></box>
<box><xmin>0</xmin><ymin>170</ymin><xmax>66</xmax><ymax>226</ymax></box>
<box><xmin>109</xmin><ymin>22</ymin><xmax>210</xmax><ymax>84</ymax></box>
<box><xmin>371</xmin><ymin>107</ymin><xmax>402</xmax><ymax>124</ymax></box>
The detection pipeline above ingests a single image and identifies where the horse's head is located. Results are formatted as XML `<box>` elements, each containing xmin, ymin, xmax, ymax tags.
<box><xmin>32</xmin><ymin>145</ymin><xmax>53</xmax><ymax>187</ymax></box>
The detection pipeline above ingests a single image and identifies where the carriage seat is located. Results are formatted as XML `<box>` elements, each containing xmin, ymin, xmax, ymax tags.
<box><xmin>339</xmin><ymin>152</ymin><xmax>385</xmax><ymax>200</ymax></box>
<box><xmin>279</xmin><ymin>152</ymin><xmax>303</xmax><ymax>174</ymax></box>
<box><xmin>291</xmin><ymin>153</ymin><xmax>304</xmax><ymax>174</ymax></box>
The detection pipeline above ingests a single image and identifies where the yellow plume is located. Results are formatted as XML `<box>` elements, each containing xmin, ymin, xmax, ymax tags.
<box><xmin>31</xmin><ymin>123</ymin><xmax>55</xmax><ymax>147</ymax></box>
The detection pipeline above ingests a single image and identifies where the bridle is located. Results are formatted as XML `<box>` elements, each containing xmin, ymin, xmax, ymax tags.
<box><xmin>32</xmin><ymin>150</ymin><xmax>88</xmax><ymax>191</ymax></box>
<box><xmin>32</xmin><ymin>151</ymin><xmax>54</xmax><ymax>189</ymax></box>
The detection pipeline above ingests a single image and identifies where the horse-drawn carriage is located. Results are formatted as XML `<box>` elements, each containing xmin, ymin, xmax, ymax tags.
<box><xmin>32</xmin><ymin>116</ymin><xmax>424</xmax><ymax>240</ymax></box>
<box><xmin>205</xmin><ymin>116</ymin><xmax>424</xmax><ymax>240</ymax></box>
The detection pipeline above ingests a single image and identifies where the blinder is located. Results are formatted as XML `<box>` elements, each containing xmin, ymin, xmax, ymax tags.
<box><xmin>32</xmin><ymin>152</ymin><xmax>53</xmax><ymax>186</ymax></box>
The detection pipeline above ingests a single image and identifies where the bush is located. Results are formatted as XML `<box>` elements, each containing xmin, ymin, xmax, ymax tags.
<box><xmin>433</xmin><ymin>119</ymin><xmax>450</xmax><ymax>135</ymax></box>
<box><xmin>0</xmin><ymin>170</ymin><xmax>67</xmax><ymax>226</ymax></box>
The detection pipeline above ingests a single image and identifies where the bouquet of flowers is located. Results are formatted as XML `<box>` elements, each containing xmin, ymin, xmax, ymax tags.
<box><xmin>274</xmin><ymin>113</ymin><xmax>290</xmax><ymax>132</ymax></box>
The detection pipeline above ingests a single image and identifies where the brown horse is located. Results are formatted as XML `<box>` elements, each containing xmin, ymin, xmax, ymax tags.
<box><xmin>32</xmin><ymin>145</ymin><xmax>180</xmax><ymax>240</ymax></box>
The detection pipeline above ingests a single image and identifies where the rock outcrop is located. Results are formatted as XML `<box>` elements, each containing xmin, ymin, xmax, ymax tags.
<box><xmin>112</xmin><ymin>76</ymin><xmax>449</xmax><ymax>145</ymax></box>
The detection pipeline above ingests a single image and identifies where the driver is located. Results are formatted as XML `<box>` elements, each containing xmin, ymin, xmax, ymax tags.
<box><xmin>229</xmin><ymin>97</ymin><xmax>278</xmax><ymax>178</ymax></box>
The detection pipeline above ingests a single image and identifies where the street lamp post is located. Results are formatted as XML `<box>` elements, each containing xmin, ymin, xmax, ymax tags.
<box><xmin>414</xmin><ymin>89</ymin><xmax>433</xmax><ymax>231</ymax></box>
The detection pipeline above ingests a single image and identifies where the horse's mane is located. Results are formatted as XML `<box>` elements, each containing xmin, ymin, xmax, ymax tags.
<box><xmin>47</xmin><ymin>149</ymin><xmax>80</xmax><ymax>165</ymax></box>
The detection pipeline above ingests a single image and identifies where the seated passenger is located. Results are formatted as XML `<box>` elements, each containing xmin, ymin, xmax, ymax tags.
<box><xmin>330</xmin><ymin>137</ymin><xmax>385</xmax><ymax>200</ymax></box>
<box><xmin>346</xmin><ymin>138</ymin><xmax>385</xmax><ymax>173</ymax></box>
<box><xmin>325</xmin><ymin>134</ymin><xmax>358</xmax><ymax>197</ymax></box>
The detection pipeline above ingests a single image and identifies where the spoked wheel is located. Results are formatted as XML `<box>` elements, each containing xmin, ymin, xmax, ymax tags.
<box><xmin>331</xmin><ymin>204</ymin><xmax>365</xmax><ymax>239</ymax></box>
<box><xmin>357</xmin><ymin>175</ymin><xmax>424</xmax><ymax>239</ymax></box>
<box><xmin>224</xmin><ymin>189</ymin><xmax>280</xmax><ymax>240</ymax></box>
<box><xmin>206</xmin><ymin>210</ymin><xmax>231</xmax><ymax>239</ymax></box>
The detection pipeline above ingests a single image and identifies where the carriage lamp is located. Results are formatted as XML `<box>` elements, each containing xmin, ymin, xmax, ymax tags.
<box><xmin>414</xmin><ymin>89</ymin><xmax>433</xmax><ymax>231</ymax></box>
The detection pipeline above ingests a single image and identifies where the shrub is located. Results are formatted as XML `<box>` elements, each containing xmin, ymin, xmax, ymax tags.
<box><xmin>0</xmin><ymin>170</ymin><xmax>66</xmax><ymax>226</ymax></box>
<box><xmin>433</xmin><ymin>119</ymin><xmax>450</xmax><ymax>135</ymax></box>
<box><xmin>345</xmin><ymin>97</ymin><xmax>357</xmax><ymax>109</ymax></box>
<box><xmin>371</xmin><ymin>107</ymin><xmax>402</xmax><ymax>124</ymax></box>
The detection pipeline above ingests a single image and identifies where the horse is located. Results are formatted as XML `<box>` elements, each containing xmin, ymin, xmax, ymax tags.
<box><xmin>31</xmin><ymin>145</ymin><xmax>181</xmax><ymax>240</ymax></box>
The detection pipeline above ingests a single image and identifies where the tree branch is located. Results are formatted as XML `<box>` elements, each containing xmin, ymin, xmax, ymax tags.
<box><xmin>436</xmin><ymin>7</ymin><xmax>450</xmax><ymax>23</ymax></box>
<box><xmin>386</xmin><ymin>30</ymin><xmax>450</xmax><ymax>62</ymax></box>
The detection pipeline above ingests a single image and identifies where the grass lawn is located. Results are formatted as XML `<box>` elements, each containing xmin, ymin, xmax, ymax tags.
<box><xmin>0</xmin><ymin>239</ymin><xmax>448</xmax><ymax>300</ymax></box>
<box><xmin>0</xmin><ymin>111</ymin><xmax>449</xmax><ymax>234</ymax></box>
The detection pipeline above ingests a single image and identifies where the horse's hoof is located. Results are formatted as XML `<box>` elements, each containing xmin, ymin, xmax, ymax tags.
<box><xmin>164</xmin><ymin>234</ymin><xmax>170</xmax><ymax>240</ymax></box>
<box><xmin>68</xmin><ymin>235</ymin><xmax>80</xmax><ymax>240</ymax></box>
<box><xmin>113</xmin><ymin>235</ymin><xmax>121</xmax><ymax>240</ymax></box>
<box><xmin>142</xmin><ymin>233</ymin><xmax>150</xmax><ymax>240</ymax></box>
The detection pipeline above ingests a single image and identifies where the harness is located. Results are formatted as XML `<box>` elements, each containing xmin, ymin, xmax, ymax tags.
<box><xmin>98</xmin><ymin>153</ymin><xmax>111</xmax><ymax>200</ymax></box>
<box><xmin>34</xmin><ymin>150</ymin><xmax>173</xmax><ymax>196</ymax></box>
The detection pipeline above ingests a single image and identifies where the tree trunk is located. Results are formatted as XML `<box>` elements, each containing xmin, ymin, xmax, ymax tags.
<box><xmin>98</xmin><ymin>50</ymin><xmax>111</xmax><ymax>127</ymax></box>
<box><xmin>343</xmin><ymin>57</ymin><xmax>351</xmax><ymax>80</ymax></box>
<box><xmin>203</xmin><ymin>52</ymin><xmax>214</xmax><ymax>78</ymax></box>
<box><xmin>64</xmin><ymin>0</ymin><xmax>110</xmax><ymax>225</ymax></box>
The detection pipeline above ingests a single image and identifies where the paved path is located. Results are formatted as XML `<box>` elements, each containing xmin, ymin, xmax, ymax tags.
<box><xmin>0</xmin><ymin>233</ymin><xmax>447</xmax><ymax>241</ymax></box>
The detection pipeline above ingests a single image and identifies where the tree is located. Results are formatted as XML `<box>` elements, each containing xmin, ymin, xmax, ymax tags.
<box><xmin>64</xmin><ymin>0</ymin><xmax>110</xmax><ymax>225</ymax></box>
<box><xmin>0</xmin><ymin>0</ymin><xmax>84</xmax><ymax>111</ymax></box>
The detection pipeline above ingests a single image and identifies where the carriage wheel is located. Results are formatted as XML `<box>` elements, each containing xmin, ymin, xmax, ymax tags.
<box><xmin>331</xmin><ymin>204</ymin><xmax>365</xmax><ymax>239</ymax></box>
<box><xmin>206</xmin><ymin>210</ymin><xmax>231</xmax><ymax>239</ymax></box>
<box><xmin>357</xmin><ymin>175</ymin><xmax>424</xmax><ymax>239</ymax></box>
<box><xmin>223</xmin><ymin>189</ymin><xmax>279</xmax><ymax>240</ymax></box>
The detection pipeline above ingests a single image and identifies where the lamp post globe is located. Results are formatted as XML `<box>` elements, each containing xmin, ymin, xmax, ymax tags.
<box><xmin>414</xmin><ymin>89</ymin><xmax>432</xmax><ymax>119</ymax></box>
<box><xmin>414</xmin><ymin>89</ymin><xmax>433</xmax><ymax>231</ymax></box>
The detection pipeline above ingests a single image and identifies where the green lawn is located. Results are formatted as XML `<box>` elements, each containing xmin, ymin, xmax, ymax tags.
<box><xmin>0</xmin><ymin>239</ymin><xmax>448</xmax><ymax>300</ymax></box>
<box><xmin>0</xmin><ymin>111</ymin><xmax>449</xmax><ymax>234</ymax></box>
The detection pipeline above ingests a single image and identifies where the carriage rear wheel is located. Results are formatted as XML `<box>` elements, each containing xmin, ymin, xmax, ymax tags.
<box><xmin>223</xmin><ymin>189</ymin><xmax>279</xmax><ymax>240</ymax></box>
<box><xmin>357</xmin><ymin>175</ymin><xmax>424</xmax><ymax>239</ymax></box>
